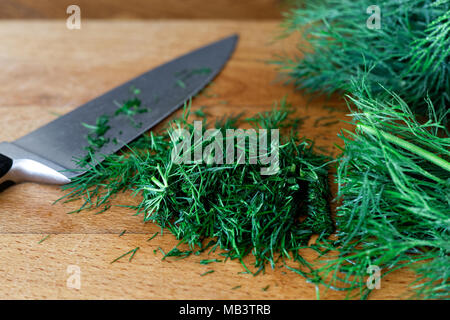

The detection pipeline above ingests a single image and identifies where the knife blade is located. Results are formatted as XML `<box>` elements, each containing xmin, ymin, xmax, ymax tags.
<box><xmin>0</xmin><ymin>34</ymin><xmax>238</xmax><ymax>189</ymax></box>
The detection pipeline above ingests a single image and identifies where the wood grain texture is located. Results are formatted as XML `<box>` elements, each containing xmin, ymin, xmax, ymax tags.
<box><xmin>0</xmin><ymin>20</ymin><xmax>416</xmax><ymax>299</ymax></box>
<box><xmin>0</xmin><ymin>0</ymin><xmax>283</xmax><ymax>19</ymax></box>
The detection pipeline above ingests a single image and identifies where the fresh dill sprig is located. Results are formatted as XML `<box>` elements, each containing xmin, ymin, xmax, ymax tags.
<box><xmin>312</xmin><ymin>82</ymin><xmax>449</xmax><ymax>300</ymax></box>
<box><xmin>60</xmin><ymin>98</ymin><xmax>334</xmax><ymax>274</ymax></box>
<box><xmin>276</xmin><ymin>0</ymin><xmax>450</xmax><ymax>118</ymax></box>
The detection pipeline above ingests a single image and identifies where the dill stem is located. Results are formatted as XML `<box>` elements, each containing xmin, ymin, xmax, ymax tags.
<box><xmin>357</xmin><ymin>124</ymin><xmax>450</xmax><ymax>172</ymax></box>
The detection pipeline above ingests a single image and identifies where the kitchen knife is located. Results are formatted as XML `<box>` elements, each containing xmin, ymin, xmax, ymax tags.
<box><xmin>0</xmin><ymin>34</ymin><xmax>238</xmax><ymax>191</ymax></box>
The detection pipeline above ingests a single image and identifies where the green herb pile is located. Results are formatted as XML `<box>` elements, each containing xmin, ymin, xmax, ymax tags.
<box><xmin>60</xmin><ymin>100</ymin><xmax>334</xmax><ymax>272</ymax></box>
<box><xmin>275</xmin><ymin>0</ymin><xmax>450</xmax><ymax>300</ymax></box>
<box><xmin>276</xmin><ymin>0</ymin><xmax>449</xmax><ymax>117</ymax></box>
<box><xmin>58</xmin><ymin>0</ymin><xmax>449</xmax><ymax>298</ymax></box>
<box><xmin>308</xmin><ymin>83</ymin><xmax>449</xmax><ymax>299</ymax></box>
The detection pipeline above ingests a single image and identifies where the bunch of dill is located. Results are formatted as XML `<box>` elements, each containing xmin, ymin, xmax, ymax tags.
<box><xmin>60</xmin><ymin>100</ymin><xmax>334</xmax><ymax>272</ymax></box>
<box><xmin>312</xmin><ymin>83</ymin><xmax>449</xmax><ymax>299</ymax></box>
<box><xmin>276</xmin><ymin>0</ymin><xmax>449</xmax><ymax>117</ymax></box>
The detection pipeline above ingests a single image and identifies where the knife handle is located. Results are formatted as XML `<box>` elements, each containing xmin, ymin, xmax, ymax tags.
<box><xmin>0</xmin><ymin>153</ymin><xmax>14</xmax><ymax>191</ymax></box>
<box><xmin>0</xmin><ymin>153</ymin><xmax>71</xmax><ymax>191</ymax></box>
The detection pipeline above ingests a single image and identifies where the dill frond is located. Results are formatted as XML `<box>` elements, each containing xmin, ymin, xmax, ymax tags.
<box><xmin>276</xmin><ymin>0</ymin><xmax>449</xmax><ymax>118</ymax></box>
<box><xmin>313</xmin><ymin>83</ymin><xmax>449</xmax><ymax>299</ymax></box>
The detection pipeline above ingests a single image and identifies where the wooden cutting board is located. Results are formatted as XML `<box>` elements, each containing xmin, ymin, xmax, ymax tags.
<box><xmin>0</xmin><ymin>20</ymin><xmax>415</xmax><ymax>299</ymax></box>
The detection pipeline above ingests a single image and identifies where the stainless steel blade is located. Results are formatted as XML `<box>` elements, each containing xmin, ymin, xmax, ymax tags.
<box><xmin>0</xmin><ymin>34</ymin><xmax>238</xmax><ymax>179</ymax></box>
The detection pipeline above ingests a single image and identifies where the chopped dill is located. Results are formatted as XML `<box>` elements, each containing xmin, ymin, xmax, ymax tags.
<box><xmin>200</xmin><ymin>259</ymin><xmax>222</xmax><ymax>265</ymax></box>
<box><xmin>111</xmin><ymin>247</ymin><xmax>140</xmax><ymax>264</ymax></box>
<box><xmin>130</xmin><ymin>86</ymin><xmax>141</xmax><ymax>95</ymax></box>
<box><xmin>176</xmin><ymin>79</ymin><xmax>186</xmax><ymax>89</ymax></box>
<box><xmin>194</xmin><ymin>240</ymin><xmax>217</xmax><ymax>256</ymax></box>
<box><xmin>157</xmin><ymin>247</ymin><xmax>165</xmax><ymax>256</ymax></box>
<box><xmin>38</xmin><ymin>235</ymin><xmax>50</xmax><ymax>244</ymax></box>
<box><xmin>81</xmin><ymin>114</ymin><xmax>111</xmax><ymax>164</ymax></box>
<box><xmin>114</xmin><ymin>98</ymin><xmax>148</xmax><ymax>128</ymax></box>
<box><xmin>79</xmin><ymin>90</ymin><xmax>148</xmax><ymax>165</ymax></box>
<box><xmin>61</xmin><ymin>97</ymin><xmax>334</xmax><ymax>275</ymax></box>
<box><xmin>201</xmin><ymin>270</ymin><xmax>215</xmax><ymax>277</ymax></box>
<box><xmin>162</xmin><ymin>247</ymin><xmax>192</xmax><ymax>260</ymax></box>
<box><xmin>147</xmin><ymin>232</ymin><xmax>159</xmax><ymax>242</ymax></box>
